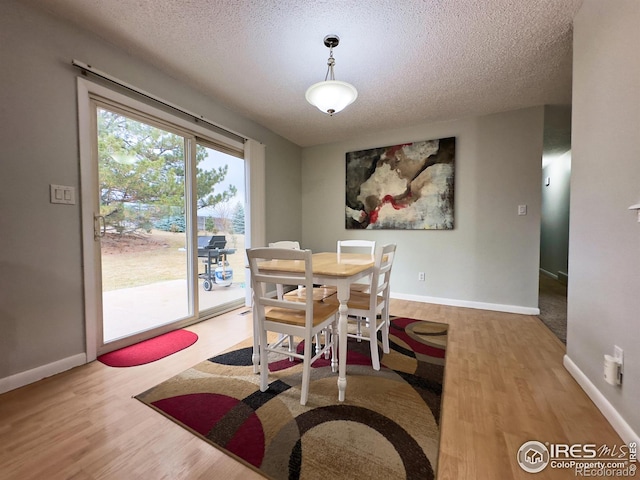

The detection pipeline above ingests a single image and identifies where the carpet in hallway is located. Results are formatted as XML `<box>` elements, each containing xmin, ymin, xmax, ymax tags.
<box><xmin>538</xmin><ymin>274</ymin><xmax>567</xmax><ymax>344</ymax></box>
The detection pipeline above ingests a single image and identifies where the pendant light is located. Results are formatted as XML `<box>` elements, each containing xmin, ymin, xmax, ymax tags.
<box><xmin>305</xmin><ymin>35</ymin><xmax>358</xmax><ymax>115</ymax></box>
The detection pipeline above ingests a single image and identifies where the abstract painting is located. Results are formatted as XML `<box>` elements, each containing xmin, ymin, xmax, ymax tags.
<box><xmin>345</xmin><ymin>137</ymin><xmax>455</xmax><ymax>229</ymax></box>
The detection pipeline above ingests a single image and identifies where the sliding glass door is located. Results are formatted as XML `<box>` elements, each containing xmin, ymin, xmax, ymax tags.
<box><xmin>195</xmin><ymin>142</ymin><xmax>247</xmax><ymax>316</ymax></box>
<box><xmin>78</xmin><ymin>78</ymin><xmax>257</xmax><ymax>358</ymax></box>
<box><xmin>96</xmin><ymin>105</ymin><xmax>193</xmax><ymax>343</ymax></box>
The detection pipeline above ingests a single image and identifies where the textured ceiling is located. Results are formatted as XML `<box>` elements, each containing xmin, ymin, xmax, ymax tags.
<box><xmin>23</xmin><ymin>0</ymin><xmax>582</xmax><ymax>147</ymax></box>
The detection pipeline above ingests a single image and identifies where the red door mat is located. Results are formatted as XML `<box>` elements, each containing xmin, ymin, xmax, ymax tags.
<box><xmin>98</xmin><ymin>329</ymin><xmax>198</xmax><ymax>367</ymax></box>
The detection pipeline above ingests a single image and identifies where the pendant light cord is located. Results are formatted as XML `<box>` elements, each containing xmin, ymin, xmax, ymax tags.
<box><xmin>324</xmin><ymin>47</ymin><xmax>336</xmax><ymax>81</ymax></box>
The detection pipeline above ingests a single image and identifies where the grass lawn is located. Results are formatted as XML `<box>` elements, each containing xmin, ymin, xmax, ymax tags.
<box><xmin>101</xmin><ymin>230</ymin><xmax>245</xmax><ymax>291</ymax></box>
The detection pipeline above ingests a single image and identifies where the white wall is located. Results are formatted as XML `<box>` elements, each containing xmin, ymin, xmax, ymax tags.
<box><xmin>301</xmin><ymin>107</ymin><xmax>544</xmax><ymax>313</ymax></box>
<box><xmin>0</xmin><ymin>0</ymin><xmax>301</xmax><ymax>384</ymax></box>
<box><xmin>566</xmin><ymin>0</ymin><xmax>640</xmax><ymax>440</ymax></box>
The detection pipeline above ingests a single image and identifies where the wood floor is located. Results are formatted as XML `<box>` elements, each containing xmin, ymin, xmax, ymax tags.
<box><xmin>0</xmin><ymin>300</ymin><xmax>622</xmax><ymax>479</ymax></box>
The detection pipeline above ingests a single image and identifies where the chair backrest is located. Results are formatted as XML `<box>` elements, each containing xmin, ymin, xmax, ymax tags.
<box><xmin>337</xmin><ymin>239</ymin><xmax>375</xmax><ymax>255</ymax></box>
<box><xmin>246</xmin><ymin>247</ymin><xmax>315</xmax><ymax>326</ymax></box>
<box><xmin>267</xmin><ymin>241</ymin><xmax>302</xmax><ymax>297</ymax></box>
<box><xmin>338</xmin><ymin>240</ymin><xmax>376</xmax><ymax>287</ymax></box>
<box><xmin>368</xmin><ymin>243</ymin><xmax>397</xmax><ymax>309</ymax></box>
<box><xmin>268</xmin><ymin>240</ymin><xmax>301</xmax><ymax>249</ymax></box>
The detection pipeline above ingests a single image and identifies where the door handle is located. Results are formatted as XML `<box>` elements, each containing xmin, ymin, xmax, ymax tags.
<box><xmin>94</xmin><ymin>214</ymin><xmax>106</xmax><ymax>239</ymax></box>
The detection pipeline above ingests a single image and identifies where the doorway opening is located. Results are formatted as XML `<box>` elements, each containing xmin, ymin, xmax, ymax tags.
<box><xmin>539</xmin><ymin>148</ymin><xmax>571</xmax><ymax>344</ymax></box>
<box><xmin>538</xmin><ymin>105</ymin><xmax>571</xmax><ymax>344</ymax></box>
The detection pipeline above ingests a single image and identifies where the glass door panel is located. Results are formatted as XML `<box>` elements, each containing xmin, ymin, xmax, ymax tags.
<box><xmin>97</xmin><ymin>106</ymin><xmax>191</xmax><ymax>343</ymax></box>
<box><xmin>196</xmin><ymin>143</ymin><xmax>246</xmax><ymax>315</ymax></box>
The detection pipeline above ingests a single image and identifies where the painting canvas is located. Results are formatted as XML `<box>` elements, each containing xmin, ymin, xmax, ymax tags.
<box><xmin>345</xmin><ymin>137</ymin><xmax>455</xmax><ymax>229</ymax></box>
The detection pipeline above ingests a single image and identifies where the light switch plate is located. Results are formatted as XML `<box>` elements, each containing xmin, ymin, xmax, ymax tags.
<box><xmin>50</xmin><ymin>184</ymin><xmax>76</xmax><ymax>205</ymax></box>
<box><xmin>518</xmin><ymin>204</ymin><xmax>527</xmax><ymax>216</ymax></box>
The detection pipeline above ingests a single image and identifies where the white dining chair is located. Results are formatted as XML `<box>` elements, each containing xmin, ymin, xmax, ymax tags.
<box><xmin>247</xmin><ymin>247</ymin><xmax>338</xmax><ymax>406</ymax></box>
<box><xmin>274</xmin><ymin>241</ymin><xmax>337</xmax><ymax>303</ymax></box>
<box><xmin>268</xmin><ymin>241</ymin><xmax>304</xmax><ymax>357</ymax></box>
<box><xmin>336</xmin><ymin>239</ymin><xmax>376</xmax><ymax>255</ymax></box>
<box><xmin>327</xmin><ymin>243</ymin><xmax>396</xmax><ymax>370</ymax></box>
<box><xmin>284</xmin><ymin>239</ymin><xmax>376</xmax><ymax>303</ymax></box>
<box><xmin>269</xmin><ymin>241</ymin><xmax>301</xmax><ymax>300</ymax></box>
<box><xmin>271</xmin><ymin>241</ymin><xmax>334</xmax><ymax>355</ymax></box>
<box><xmin>337</xmin><ymin>239</ymin><xmax>376</xmax><ymax>293</ymax></box>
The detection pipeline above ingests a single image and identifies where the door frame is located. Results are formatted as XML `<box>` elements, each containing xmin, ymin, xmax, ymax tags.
<box><xmin>77</xmin><ymin>77</ymin><xmax>264</xmax><ymax>360</ymax></box>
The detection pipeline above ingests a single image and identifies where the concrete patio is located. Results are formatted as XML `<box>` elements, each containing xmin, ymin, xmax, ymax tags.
<box><xmin>103</xmin><ymin>278</ymin><xmax>246</xmax><ymax>342</ymax></box>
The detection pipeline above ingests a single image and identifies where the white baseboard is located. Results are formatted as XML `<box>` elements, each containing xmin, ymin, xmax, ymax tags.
<box><xmin>563</xmin><ymin>354</ymin><xmax>640</xmax><ymax>445</ymax></box>
<box><xmin>0</xmin><ymin>353</ymin><xmax>87</xmax><ymax>395</ymax></box>
<box><xmin>391</xmin><ymin>292</ymin><xmax>540</xmax><ymax>315</ymax></box>
<box><xmin>557</xmin><ymin>271</ymin><xmax>568</xmax><ymax>285</ymax></box>
<box><xmin>540</xmin><ymin>268</ymin><xmax>559</xmax><ymax>280</ymax></box>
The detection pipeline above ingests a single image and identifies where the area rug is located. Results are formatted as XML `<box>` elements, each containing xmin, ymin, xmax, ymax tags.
<box><xmin>136</xmin><ymin>317</ymin><xmax>447</xmax><ymax>479</ymax></box>
<box><xmin>98</xmin><ymin>329</ymin><xmax>198</xmax><ymax>367</ymax></box>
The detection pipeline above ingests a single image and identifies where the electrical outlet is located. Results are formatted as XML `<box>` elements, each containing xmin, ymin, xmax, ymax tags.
<box><xmin>418</xmin><ymin>272</ymin><xmax>425</xmax><ymax>281</ymax></box>
<box><xmin>614</xmin><ymin>346</ymin><xmax>624</xmax><ymax>385</ymax></box>
<box><xmin>614</xmin><ymin>346</ymin><xmax>624</xmax><ymax>369</ymax></box>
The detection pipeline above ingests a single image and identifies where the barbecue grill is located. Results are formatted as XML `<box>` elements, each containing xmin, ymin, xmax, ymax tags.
<box><xmin>197</xmin><ymin>235</ymin><xmax>236</xmax><ymax>290</ymax></box>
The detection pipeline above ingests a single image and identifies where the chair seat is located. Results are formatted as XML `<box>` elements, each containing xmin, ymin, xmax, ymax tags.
<box><xmin>266</xmin><ymin>301</ymin><xmax>338</xmax><ymax>327</ymax></box>
<box><xmin>326</xmin><ymin>290</ymin><xmax>383</xmax><ymax>311</ymax></box>
<box><xmin>283</xmin><ymin>286</ymin><xmax>337</xmax><ymax>302</ymax></box>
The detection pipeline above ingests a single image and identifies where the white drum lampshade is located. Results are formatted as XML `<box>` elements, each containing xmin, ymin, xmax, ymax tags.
<box><xmin>305</xmin><ymin>80</ymin><xmax>358</xmax><ymax>115</ymax></box>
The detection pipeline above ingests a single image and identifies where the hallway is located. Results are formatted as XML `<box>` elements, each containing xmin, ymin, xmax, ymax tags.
<box><xmin>538</xmin><ymin>273</ymin><xmax>567</xmax><ymax>344</ymax></box>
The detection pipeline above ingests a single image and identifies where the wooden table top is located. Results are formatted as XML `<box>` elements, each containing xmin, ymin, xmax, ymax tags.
<box><xmin>257</xmin><ymin>252</ymin><xmax>374</xmax><ymax>277</ymax></box>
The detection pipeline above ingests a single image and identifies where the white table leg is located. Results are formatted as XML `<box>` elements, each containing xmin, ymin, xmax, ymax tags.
<box><xmin>336</xmin><ymin>280</ymin><xmax>348</xmax><ymax>402</ymax></box>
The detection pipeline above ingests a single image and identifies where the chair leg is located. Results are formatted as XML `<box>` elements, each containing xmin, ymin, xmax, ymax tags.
<box><xmin>323</xmin><ymin>329</ymin><xmax>330</xmax><ymax>359</ymax></box>
<box><xmin>300</xmin><ymin>334</ymin><xmax>313</xmax><ymax>406</ymax></box>
<box><xmin>381</xmin><ymin>308</ymin><xmax>390</xmax><ymax>354</ymax></box>
<box><xmin>252</xmin><ymin>304</ymin><xmax>260</xmax><ymax>375</ymax></box>
<box><xmin>259</xmin><ymin>327</ymin><xmax>269</xmax><ymax>392</ymax></box>
<box><xmin>288</xmin><ymin>335</ymin><xmax>294</xmax><ymax>361</ymax></box>
<box><xmin>275</xmin><ymin>286</ymin><xmax>296</xmax><ymax>360</ymax></box>
<box><xmin>369</xmin><ymin>317</ymin><xmax>381</xmax><ymax>371</ymax></box>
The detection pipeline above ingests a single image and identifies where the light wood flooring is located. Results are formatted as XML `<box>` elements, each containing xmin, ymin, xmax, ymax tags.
<box><xmin>0</xmin><ymin>300</ymin><xmax>622</xmax><ymax>479</ymax></box>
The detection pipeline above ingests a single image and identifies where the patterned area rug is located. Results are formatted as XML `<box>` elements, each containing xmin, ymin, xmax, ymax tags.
<box><xmin>136</xmin><ymin>317</ymin><xmax>447</xmax><ymax>480</ymax></box>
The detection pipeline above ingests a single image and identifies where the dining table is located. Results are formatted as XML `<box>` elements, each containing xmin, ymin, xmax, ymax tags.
<box><xmin>251</xmin><ymin>251</ymin><xmax>375</xmax><ymax>402</ymax></box>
